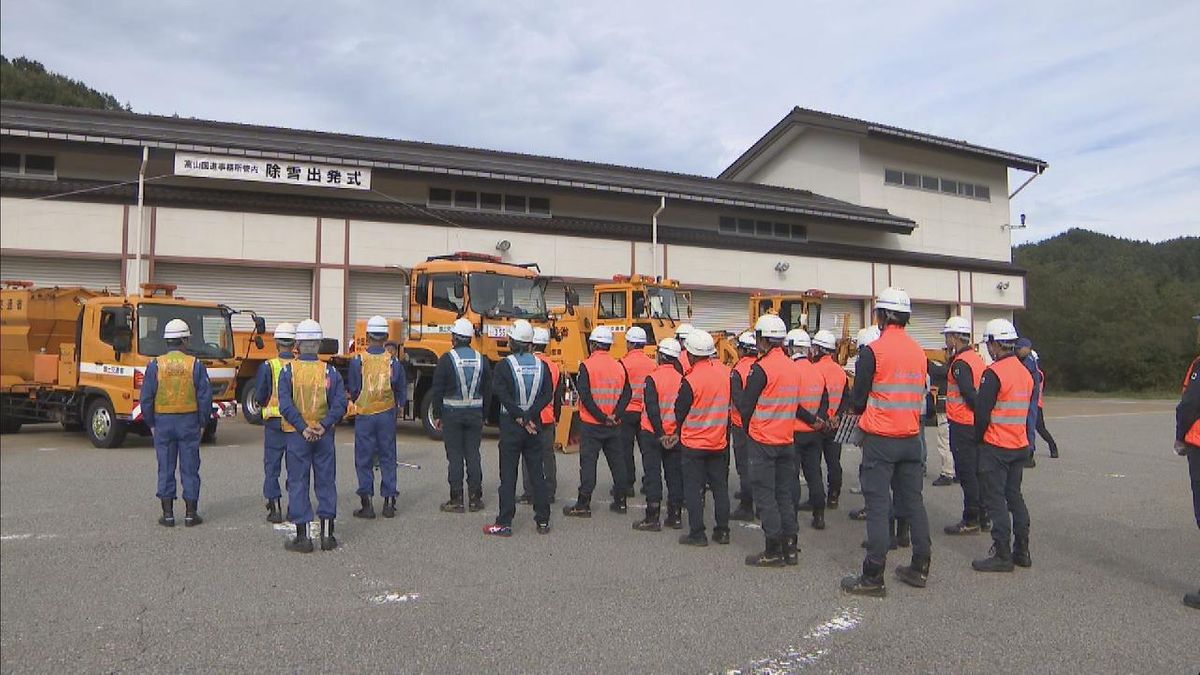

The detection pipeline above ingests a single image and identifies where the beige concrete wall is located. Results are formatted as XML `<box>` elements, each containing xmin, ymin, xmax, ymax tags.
<box><xmin>317</xmin><ymin>268</ymin><xmax>345</xmax><ymax>348</ymax></box>
<box><xmin>970</xmin><ymin>271</ymin><xmax>1025</xmax><ymax>307</ymax></box>
<box><xmin>0</xmin><ymin>197</ymin><xmax>124</xmax><ymax>254</ymax></box>
<box><xmin>665</xmin><ymin>243</ymin><xmax>874</xmax><ymax>296</ymax></box>
<box><xmin>320</xmin><ymin>218</ymin><xmax>346</xmax><ymax>265</ymax></box>
<box><xmin>746</xmin><ymin>126</ymin><xmax>864</xmax><ymax>204</ymax></box>
<box><xmin>154</xmin><ymin>207</ymin><xmax>317</xmax><ymax>262</ymax></box>
<box><xmin>890</xmin><ymin>264</ymin><xmax>959</xmax><ymax>303</ymax></box>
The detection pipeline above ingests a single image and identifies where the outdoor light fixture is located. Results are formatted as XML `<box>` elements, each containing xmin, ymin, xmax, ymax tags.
<box><xmin>495</xmin><ymin>240</ymin><xmax>512</xmax><ymax>252</ymax></box>
<box><xmin>774</xmin><ymin>261</ymin><xmax>790</xmax><ymax>273</ymax></box>
<box><xmin>1002</xmin><ymin>213</ymin><xmax>1028</xmax><ymax>231</ymax></box>
<box><xmin>996</xmin><ymin>281</ymin><xmax>1010</xmax><ymax>291</ymax></box>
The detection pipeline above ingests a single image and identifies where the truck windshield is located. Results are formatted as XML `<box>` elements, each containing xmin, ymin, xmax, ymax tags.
<box><xmin>468</xmin><ymin>274</ymin><xmax>547</xmax><ymax>319</ymax></box>
<box><xmin>137</xmin><ymin>304</ymin><xmax>235</xmax><ymax>358</ymax></box>
<box><xmin>640</xmin><ymin>287</ymin><xmax>683</xmax><ymax>320</ymax></box>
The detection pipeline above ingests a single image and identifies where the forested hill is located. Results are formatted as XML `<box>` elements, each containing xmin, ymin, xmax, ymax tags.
<box><xmin>0</xmin><ymin>55</ymin><xmax>129</xmax><ymax>110</ymax></box>
<box><xmin>1014</xmin><ymin>228</ymin><xmax>1200</xmax><ymax>393</ymax></box>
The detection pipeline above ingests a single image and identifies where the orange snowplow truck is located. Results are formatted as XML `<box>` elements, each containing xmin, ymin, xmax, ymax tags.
<box><xmin>0</xmin><ymin>281</ymin><xmax>263</xmax><ymax>447</ymax></box>
<box><xmin>715</xmin><ymin>289</ymin><xmax>831</xmax><ymax>366</ymax></box>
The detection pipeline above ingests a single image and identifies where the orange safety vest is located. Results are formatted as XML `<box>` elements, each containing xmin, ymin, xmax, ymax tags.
<box><xmin>282</xmin><ymin>360</ymin><xmax>331</xmax><ymax>433</ymax></box>
<box><xmin>730</xmin><ymin>355</ymin><xmax>756</xmax><ymax>429</ymax></box>
<box><xmin>536</xmin><ymin>352</ymin><xmax>561</xmax><ymax>426</ymax></box>
<box><xmin>747</xmin><ymin>348</ymin><xmax>800</xmax><ymax>446</ymax></box>
<box><xmin>858</xmin><ymin>326</ymin><xmax>927</xmax><ymax>438</ymax></box>
<box><xmin>1184</xmin><ymin>357</ymin><xmax>1200</xmax><ymax>447</ymax></box>
<box><xmin>154</xmin><ymin>351</ymin><xmax>199</xmax><ymax>414</ymax></box>
<box><xmin>945</xmin><ymin>348</ymin><xmax>984</xmax><ymax>426</ymax></box>
<box><xmin>793</xmin><ymin>357</ymin><xmax>827</xmax><ymax>433</ymax></box>
<box><xmin>813</xmin><ymin>354</ymin><xmax>847</xmax><ymax>420</ymax></box>
<box><xmin>680</xmin><ymin>358</ymin><xmax>731</xmax><ymax>451</ymax></box>
<box><xmin>678</xmin><ymin>351</ymin><xmax>692</xmax><ymax>375</ymax></box>
<box><xmin>621</xmin><ymin>349</ymin><xmax>656</xmax><ymax>414</ymax></box>
<box><xmin>579</xmin><ymin>351</ymin><xmax>627</xmax><ymax>425</ymax></box>
<box><xmin>983</xmin><ymin>355</ymin><xmax>1034</xmax><ymax>450</ymax></box>
<box><xmin>641</xmin><ymin>363</ymin><xmax>683</xmax><ymax>436</ymax></box>
<box><xmin>1037</xmin><ymin>364</ymin><xmax>1045</xmax><ymax>409</ymax></box>
<box><xmin>355</xmin><ymin>352</ymin><xmax>396</xmax><ymax>416</ymax></box>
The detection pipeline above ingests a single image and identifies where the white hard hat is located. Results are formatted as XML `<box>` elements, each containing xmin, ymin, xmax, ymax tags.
<box><xmin>589</xmin><ymin>325</ymin><xmax>614</xmax><ymax>345</ymax></box>
<box><xmin>366</xmin><ymin>315</ymin><xmax>389</xmax><ymax>336</ymax></box>
<box><xmin>684</xmin><ymin>330</ymin><xmax>716</xmax><ymax>357</ymax></box>
<box><xmin>626</xmin><ymin>326</ymin><xmax>648</xmax><ymax>344</ymax></box>
<box><xmin>273</xmin><ymin>322</ymin><xmax>296</xmax><ymax>340</ymax></box>
<box><xmin>532</xmin><ymin>327</ymin><xmax>551</xmax><ymax>345</ymax></box>
<box><xmin>754</xmin><ymin>314</ymin><xmax>788</xmax><ymax>339</ymax></box>
<box><xmin>855</xmin><ymin>325</ymin><xmax>881</xmax><ymax>348</ymax></box>
<box><xmin>875</xmin><ymin>287</ymin><xmax>911</xmax><ymax>313</ymax></box>
<box><xmin>508</xmin><ymin>319</ymin><xmax>534</xmax><ymax>343</ymax></box>
<box><xmin>163</xmin><ymin>318</ymin><xmax>190</xmax><ymax>339</ymax></box>
<box><xmin>296</xmin><ymin>319</ymin><xmax>323</xmax><ymax>341</ymax></box>
<box><xmin>786</xmin><ymin>328</ymin><xmax>811</xmax><ymax>349</ymax></box>
<box><xmin>658</xmin><ymin>337</ymin><xmax>682</xmax><ymax>359</ymax></box>
<box><xmin>812</xmin><ymin>329</ymin><xmax>837</xmax><ymax>350</ymax></box>
<box><xmin>942</xmin><ymin>316</ymin><xmax>972</xmax><ymax>336</ymax></box>
<box><xmin>737</xmin><ymin>331</ymin><xmax>757</xmax><ymax>349</ymax></box>
<box><xmin>984</xmin><ymin>318</ymin><xmax>1019</xmax><ymax>342</ymax></box>
<box><xmin>674</xmin><ymin>323</ymin><xmax>694</xmax><ymax>338</ymax></box>
<box><xmin>451</xmin><ymin>318</ymin><xmax>475</xmax><ymax>338</ymax></box>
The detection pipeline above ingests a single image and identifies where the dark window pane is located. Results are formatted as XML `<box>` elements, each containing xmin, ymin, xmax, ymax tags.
<box><xmin>719</xmin><ymin>216</ymin><xmax>736</xmax><ymax>233</ymax></box>
<box><xmin>454</xmin><ymin>190</ymin><xmax>478</xmax><ymax>208</ymax></box>
<box><xmin>480</xmin><ymin>193</ymin><xmax>502</xmax><ymax>210</ymax></box>
<box><xmin>774</xmin><ymin>222</ymin><xmax>789</xmax><ymax>237</ymax></box>
<box><xmin>0</xmin><ymin>152</ymin><xmax>19</xmax><ymax>173</ymax></box>
<box><xmin>921</xmin><ymin>175</ymin><xmax>939</xmax><ymax>190</ymax></box>
<box><xmin>903</xmin><ymin>172</ymin><xmax>920</xmax><ymax>187</ymax></box>
<box><xmin>23</xmin><ymin>155</ymin><xmax>54</xmax><ymax>176</ymax></box>
<box><xmin>528</xmin><ymin>197</ymin><xmax>550</xmax><ymax>215</ymax></box>
<box><xmin>429</xmin><ymin>188</ymin><xmax>452</xmax><ymax>206</ymax></box>
<box><xmin>756</xmin><ymin>220</ymin><xmax>773</xmax><ymax>236</ymax></box>
<box><xmin>884</xmin><ymin>169</ymin><xmax>902</xmax><ymax>185</ymax></box>
<box><xmin>790</xmin><ymin>225</ymin><xmax>808</xmax><ymax>241</ymax></box>
<box><xmin>737</xmin><ymin>218</ymin><xmax>755</xmax><ymax>235</ymax></box>
<box><xmin>504</xmin><ymin>195</ymin><xmax>527</xmax><ymax>213</ymax></box>
<box><xmin>940</xmin><ymin>179</ymin><xmax>958</xmax><ymax>194</ymax></box>
<box><xmin>975</xmin><ymin>185</ymin><xmax>990</xmax><ymax>200</ymax></box>
<box><xmin>959</xmin><ymin>183</ymin><xmax>974</xmax><ymax>197</ymax></box>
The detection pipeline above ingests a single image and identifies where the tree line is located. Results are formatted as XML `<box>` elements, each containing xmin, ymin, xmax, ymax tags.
<box><xmin>1</xmin><ymin>55</ymin><xmax>130</xmax><ymax>110</ymax></box>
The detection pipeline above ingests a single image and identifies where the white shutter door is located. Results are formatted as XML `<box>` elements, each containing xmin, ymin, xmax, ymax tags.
<box><xmin>348</xmin><ymin>271</ymin><xmax>407</xmax><ymax>325</ymax></box>
<box><xmin>545</xmin><ymin>281</ymin><xmax>593</xmax><ymax>310</ymax></box>
<box><xmin>155</xmin><ymin>263</ymin><xmax>312</xmax><ymax>331</ymax></box>
<box><xmin>908</xmin><ymin>303</ymin><xmax>950</xmax><ymax>349</ymax></box>
<box><xmin>0</xmin><ymin>256</ymin><xmax>121</xmax><ymax>290</ymax></box>
<box><xmin>689</xmin><ymin>290</ymin><xmax>748</xmax><ymax>333</ymax></box>
<box><xmin>817</xmin><ymin>297</ymin><xmax>863</xmax><ymax>339</ymax></box>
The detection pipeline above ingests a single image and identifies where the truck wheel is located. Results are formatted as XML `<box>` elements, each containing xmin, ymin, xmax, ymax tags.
<box><xmin>85</xmin><ymin>397</ymin><xmax>127</xmax><ymax>449</ymax></box>
<box><xmin>240</xmin><ymin>380</ymin><xmax>263</xmax><ymax>426</ymax></box>
<box><xmin>0</xmin><ymin>417</ymin><xmax>22</xmax><ymax>434</ymax></box>
<box><xmin>419</xmin><ymin>389</ymin><xmax>443</xmax><ymax>441</ymax></box>
<box><xmin>201</xmin><ymin>419</ymin><xmax>218</xmax><ymax>444</ymax></box>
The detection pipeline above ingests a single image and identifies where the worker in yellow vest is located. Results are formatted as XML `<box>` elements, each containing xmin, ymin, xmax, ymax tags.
<box><xmin>278</xmin><ymin>320</ymin><xmax>348</xmax><ymax>553</ymax></box>
<box><xmin>253</xmin><ymin>322</ymin><xmax>295</xmax><ymax>523</ymax></box>
<box><xmin>140</xmin><ymin>318</ymin><xmax>212</xmax><ymax>528</ymax></box>
<box><xmin>349</xmin><ymin>316</ymin><xmax>407</xmax><ymax>520</ymax></box>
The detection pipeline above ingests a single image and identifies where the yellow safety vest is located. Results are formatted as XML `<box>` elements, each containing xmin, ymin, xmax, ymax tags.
<box><xmin>355</xmin><ymin>352</ymin><xmax>396</xmax><ymax>416</ymax></box>
<box><xmin>281</xmin><ymin>360</ymin><xmax>330</xmax><ymax>433</ymax></box>
<box><xmin>154</xmin><ymin>351</ymin><xmax>198</xmax><ymax>414</ymax></box>
<box><xmin>262</xmin><ymin>358</ymin><xmax>285</xmax><ymax>420</ymax></box>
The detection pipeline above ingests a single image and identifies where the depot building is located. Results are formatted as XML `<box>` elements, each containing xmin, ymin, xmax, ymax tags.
<box><xmin>0</xmin><ymin>102</ymin><xmax>1045</xmax><ymax>349</ymax></box>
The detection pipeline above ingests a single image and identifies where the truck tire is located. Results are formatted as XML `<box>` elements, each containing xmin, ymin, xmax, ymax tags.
<box><xmin>240</xmin><ymin>380</ymin><xmax>263</xmax><ymax>426</ymax></box>
<box><xmin>201</xmin><ymin>419</ymin><xmax>218</xmax><ymax>444</ymax></box>
<box><xmin>419</xmin><ymin>388</ymin><xmax>443</xmax><ymax>441</ymax></box>
<box><xmin>0</xmin><ymin>417</ymin><xmax>22</xmax><ymax>434</ymax></box>
<box><xmin>85</xmin><ymin>397</ymin><xmax>127</xmax><ymax>449</ymax></box>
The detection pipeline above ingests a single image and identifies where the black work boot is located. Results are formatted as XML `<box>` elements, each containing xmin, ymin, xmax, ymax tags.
<box><xmin>563</xmin><ymin>495</ymin><xmax>592</xmax><ymax>518</ymax></box>
<box><xmin>1025</xmin><ymin>454</ymin><xmax>1037</xmax><ymax>468</ymax></box>
<box><xmin>811</xmin><ymin>508</ymin><xmax>826</xmax><ymax>531</ymax></box>
<box><xmin>745</xmin><ymin>537</ymin><xmax>786</xmax><ymax>567</ymax></box>
<box><xmin>266</xmin><ymin>498</ymin><xmax>283</xmax><ymax>524</ymax></box>
<box><xmin>354</xmin><ymin>495</ymin><xmax>376</xmax><ymax>519</ymax></box>
<box><xmin>158</xmin><ymin>498</ymin><xmax>175</xmax><ymax>527</ymax></box>
<box><xmin>1049</xmin><ymin>444</ymin><xmax>1059</xmax><ymax>459</ymax></box>
<box><xmin>679</xmin><ymin>531</ymin><xmax>709</xmax><ymax>547</ymax></box>
<box><xmin>980</xmin><ymin>515</ymin><xmax>993</xmax><ymax>532</ymax></box>
<box><xmin>381</xmin><ymin>497</ymin><xmax>397</xmax><ymax>519</ymax></box>
<box><xmin>944</xmin><ymin>513</ymin><xmax>981</xmax><ymax>535</ymax></box>
<box><xmin>730</xmin><ymin>500</ymin><xmax>756</xmax><ymax>522</ymax></box>
<box><xmin>468</xmin><ymin>488</ymin><xmax>485</xmax><ymax>512</ymax></box>
<box><xmin>633</xmin><ymin>502</ymin><xmax>661</xmax><ymax>532</ymax></box>
<box><xmin>972</xmin><ymin>543</ymin><xmax>1015</xmax><ymax>572</ymax></box>
<box><xmin>320</xmin><ymin>518</ymin><xmax>338</xmax><ymax>551</ymax></box>
<box><xmin>664</xmin><ymin>503</ymin><xmax>683</xmax><ymax>529</ymax></box>
<box><xmin>1013</xmin><ymin>535</ymin><xmax>1032</xmax><ymax>568</ymax></box>
<box><xmin>440</xmin><ymin>493</ymin><xmax>465</xmax><ymax>513</ymax></box>
<box><xmin>712</xmin><ymin>527</ymin><xmax>731</xmax><ymax>545</ymax></box>
<box><xmin>284</xmin><ymin>523</ymin><xmax>314</xmax><ymax>553</ymax></box>
<box><xmin>895</xmin><ymin>555</ymin><xmax>931</xmax><ymax>588</ymax></box>
<box><xmin>827</xmin><ymin>486</ymin><xmax>841</xmax><ymax>510</ymax></box>
<box><xmin>893</xmin><ymin>518</ymin><xmax>911</xmax><ymax>548</ymax></box>
<box><xmin>184</xmin><ymin>500</ymin><xmax>203</xmax><ymax>527</ymax></box>
<box><xmin>1184</xmin><ymin>589</ymin><xmax>1200</xmax><ymax>610</ymax></box>
<box><xmin>784</xmin><ymin>535</ymin><xmax>799</xmax><ymax>566</ymax></box>
<box><xmin>609</xmin><ymin>495</ymin><xmax>628</xmax><ymax>514</ymax></box>
<box><xmin>841</xmin><ymin>558</ymin><xmax>887</xmax><ymax>597</ymax></box>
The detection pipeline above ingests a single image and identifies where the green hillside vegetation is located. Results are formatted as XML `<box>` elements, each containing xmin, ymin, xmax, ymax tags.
<box><xmin>1015</xmin><ymin>228</ymin><xmax>1200</xmax><ymax>393</ymax></box>
<box><xmin>0</xmin><ymin>55</ymin><xmax>130</xmax><ymax>110</ymax></box>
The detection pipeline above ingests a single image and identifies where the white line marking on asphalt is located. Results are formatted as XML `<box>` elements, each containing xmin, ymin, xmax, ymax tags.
<box><xmin>738</xmin><ymin>522</ymin><xmax>763</xmax><ymax>531</ymax></box>
<box><xmin>0</xmin><ymin>533</ymin><xmax>58</xmax><ymax>541</ymax></box>
<box><xmin>728</xmin><ymin>607</ymin><xmax>862</xmax><ymax>674</ymax></box>
<box><xmin>1104</xmin><ymin>473</ymin><xmax>1127</xmax><ymax>478</ymax></box>
<box><xmin>369</xmin><ymin>591</ymin><xmax>420</xmax><ymax>605</ymax></box>
<box><xmin>272</xmin><ymin>522</ymin><xmax>322</xmax><ymax>537</ymax></box>
<box><xmin>1046</xmin><ymin>411</ymin><xmax>1168</xmax><ymax>420</ymax></box>
<box><xmin>36</xmin><ymin>447</ymin><xmax>60</xmax><ymax>452</ymax></box>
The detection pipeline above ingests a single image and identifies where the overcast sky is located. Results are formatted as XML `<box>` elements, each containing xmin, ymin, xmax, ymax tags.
<box><xmin>2</xmin><ymin>1</ymin><xmax>1197</xmax><ymax>243</ymax></box>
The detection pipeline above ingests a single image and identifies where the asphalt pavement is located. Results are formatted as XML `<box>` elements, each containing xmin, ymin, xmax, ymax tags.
<box><xmin>1</xmin><ymin>397</ymin><xmax>1197</xmax><ymax>673</ymax></box>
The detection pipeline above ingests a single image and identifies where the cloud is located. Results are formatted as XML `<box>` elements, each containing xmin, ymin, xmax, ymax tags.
<box><xmin>1</xmin><ymin>0</ymin><xmax>1196</xmax><ymax>243</ymax></box>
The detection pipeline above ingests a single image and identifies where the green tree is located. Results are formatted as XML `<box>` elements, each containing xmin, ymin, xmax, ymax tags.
<box><xmin>0</xmin><ymin>55</ymin><xmax>130</xmax><ymax>110</ymax></box>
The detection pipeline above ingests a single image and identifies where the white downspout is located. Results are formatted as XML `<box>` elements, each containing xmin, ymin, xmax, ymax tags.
<box><xmin>134</xmin><ymin>146</ymin><xmax>149</xmax><ymax>292</ymax></box>
<box><xmin>651</xmin><ymin>196</ymin><xmax>666</xmax><ymax>279</ymax></box>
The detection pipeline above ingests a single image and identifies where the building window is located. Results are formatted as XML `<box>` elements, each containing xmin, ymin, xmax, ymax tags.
<box><xmin>718</xmin><ymin>215</ymin><xmax>807</xmax><ymax>243</ymax></box>
<box><xmin>719</xmin><ymin>216</ymin><xmax>737</xmax><ymax>233</ymax></box>
<box><xmin>427</xmin><ymin>188</ymin><xmax>551</xmax><ymax>216</ymax></box>
<box><xmin>429</xmin><ymin>188</ymin><xmax>452</xmax><ymax>207</ymax></box>
<box><xmin>0</xmin><ymin>152</ymin><xmax>56</xmax><ymax>179</ymax></box>
<box><xmin>504</xmin><ymin>195</ymin><xmax>527</xmax><ymax>213</ymax></box>
<box><xmin>883</xmin><ymin>168</ymin><xmax>990</xmax><ymax>201</ymax></box>
<box><xmin>454</xmin><ymin>190</ymin><xmax>478</xmax><ymax>209</ymax></box>
<box><xmin>790</xmin><ymin>224</ymin><xmax>808</xmax><ymax>241</ymax></box>
<box><xmin>884</xmin><ymin>168</ymin><xmax>902</xmax><ymax>185</ymax></box>
<box><xmin>480</xmin><ymin>192</ymin><xmax>502</xmax><ymax>211</ymax></box>
<box><xmin>528</xmin><ymin>197</ymin><xmax>550</xmax><ymax>216</ymax></box>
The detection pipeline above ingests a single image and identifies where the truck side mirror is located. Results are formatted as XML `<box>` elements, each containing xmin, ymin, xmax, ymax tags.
<box><xmin>253</xmin><ymin>335</ymin><xmax>264</xmax><ymax>350</ymax></box>
<box><xmin>112</xmin><ymin>331</ymin><xmax>132</xmax><ymax>356</ymax></box>
<box><xmin>253</xmin><ymin>316</ymin><xmax>266</xmax><ymax>334</ymax></box>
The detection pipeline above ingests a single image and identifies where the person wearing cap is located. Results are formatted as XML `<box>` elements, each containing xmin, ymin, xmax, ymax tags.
<box><xmin>941</xmin><ymin>316</ymin><xmax>989</xmax><ymax>536</ymax></box>
<box><xmin>811</xmin><ymin>329</ymin><xmax>849</xmax><ymax>510</ymax></box>
<box><xmin>348</xmin><ymin>316</ymin><xmax>408</xmax><ymax>520</ymax></box>
<box><xmin>787</xmin><ymin>329</ymin><xmax>831</xmax><ymax>531</ymax></box>
<box><xmin>633</xmin><ymin>337</ymin><xmax>686</xmax><ymax>531</ymax></box>
<box><xmin>253</xmin><ymin>322</ymin><xmax>296</xmax><ymax>523</ymax></box>
<box><xmin>841</xmin><ymin>288</ymin><xmax>933</xmax><ymax>597</ymax></box>
<box><xmin>519</xmin><ymin>327</ymin><xmax>562</xmax><ymax>505</ymax></box>
<box><xmin>739</xmin><ymin>315</ymin><xmax>800</xmax><ymax>565</ymax></box>
<box><xmin>429</xmin><ymin>318</ymin><xmax>490</xmax><ymax>513</ymax></box>
<box><xmin>729</xmin><ymin>330</ymin><xmax>760</xmax><ymax>521</ymax></box>
<box><xmin>1176</xmin><ymin>312</ymin><xmax>1200</xmax><ymax>609</ymax></box>
<box><xmin>485</xmin><ymin>320</ymin><xmax>554</xmax><ymax>537</ymax></box>
<box><xmin>618</xmin><ymin>326</ymin><xmax>656</xmax><ymax>498</ymax></box>
<box><xmin>1016</xmin><ymin>338</ymin><xmax>1043</xmax><ymax>467</ymax></box>
<box><xmin>971</xmin><ymin>319</ymin><xmax>1035</xmax><ymax>572</ymax></box>
<box><xmin>564</xmin><ymin>325</ymin><xmax>632</xmax><ymax>518</ymax></box>
<box><xmin>674</xmin><ymin>323</ymin><xmax>695</xmax><ymax>374</ymax></box>
<box><xmin>674</xmin><ymin>330</ymin><xmax>733</xmax><ymax>547</ymax></box>
<box><xmin>278</xmin><ymin>319</ymin><xmax>348</xmax><ymax>553</ymax></box>
<box><xmin>141</xmin><ymin>318</ymin><xmax>213</xmax><ymax>528</ymax></box>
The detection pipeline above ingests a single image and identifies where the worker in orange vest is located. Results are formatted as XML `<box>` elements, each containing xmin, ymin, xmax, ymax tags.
<box><xmin>940</xmin><ymin>316</ymin><xmax>989</xmax><ymax>536</ymax></box>
<box><xmin>633</xmin><ymin>338</ymin><xmax>686</xmax><ymax>531</ymax></box>
<box><xmin>729</xmin><ymin>331</ymin><xmax>760</xmax><ymax>522</ymax></box>
<box><xmin>674</xmin><ymin>323</ymin><xmax>695</xmax><ymax>374</ymax></box>
<box><xmin>519</xmin><ymin>327</ymin><xmax>562</xmax><ymax>505</ymax></box>
<box><xmin>970</xmin><ymin>319</ymin><xmax>1035</xmax><ymax>572</ymax></box>
<box><xmin>811</xmin><ymin>329</ymin><xmax>849</xmax><ymax>509</ymax></box>
<box><xmin>563</xmin><ymin>326</ymin><xmax>632</xmax><ymax>518</ymax></box>
<box><xmin>619</xmin><ymin>326</ymin><xmax>656</xmax><ymax>499</ymax></box>
<box><xmin>1176</xmin><ymin>312</ymin><xmax>1200</xmax><ymax>609</ymax></box>
<box><xmin>675</xmin><ymin>330</ymin><xmax>732</xmax><ymax>547</ymax></box>
<box><xmin>787</xmin><ymin>329</ymin><xmax>830</xmax><ymax>531</ymax></box>
<box><xmin>841</xmin><ymin>288</ymin><xmax>932</xmax><ymax>597</ymax></box>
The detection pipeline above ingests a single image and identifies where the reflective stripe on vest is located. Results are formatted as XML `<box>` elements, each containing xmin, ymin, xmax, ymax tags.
<box><xmin>356</xmin><ymin>352</ymin><xmax>397</xmax><ymax>416</ymax></box>
<box><xmin>858</xmin><ymin>327</ymin><xmax>927</xmax><ymax>438</ymax></box>
<box><xmin>641</xmin><ymin>363</ymin><xmax>683</xmax><ymax>435</ymax></box>
<box><xmin>282</xmin><ymin>360</ymin><xmax>330</xmax><ymax>433</ymax></box>
<box><xmin>793</xmin><ymin>358</ymin><xmax>827</xmax><ymax>433</ymax></box>
<box><xmin>730</xmin><ymin>356</ymin><xmax>756</xmax><ymax>429</ymax></box>
<box><xmin>681</xmin><ymin>359</ymin><xmax>731</xmax><ymax>451</ymax></box>
<box><xmin>983</xmin><ymin>356</ymin><xmax>1034</xmax><ymax>450</ymax></box>
<box><xmin>263</xmin><ymin>357</ymin><xmax>285</xmax><ymax>419</ymax></box>
<box><xmin>747</xmin><ymin>349</ymin><xmax>800</xmax><ymax>446</ymax></box>
<box><xmin>579</xmin><ymin>352</ymin><xmax>627</xmax><ymax>425</ymax></box>
<box><xmin>814</xmin><ymin>355</ymin><xmax>847</xmax><ymax>419</ymax></box>
<box><xmin>621</xmin><ymin>350</ymin><xmax>656</xmax><ymax>414</ymax></box>
<box><xmin>445</xmin><ymin>347</ymin><xmax>484</xmax><ymax>409</ymax></box>
<box><xmin>945</xmin><ymin>349</ymin><xmax>984</xmax><ymax>426</ymax></box>
<box><xmin>536</xmin><ymin>353</ymin><xmax>561</xmax><ymax>425</ymax></box>
<box><xmin>153</xmin><ymin>351</ymin><xmax>198</xmax><ymax>414</ymax></box>
<box><xmin>503</xmin><ymin>353</ymin><xmax>544</xmax><ymax>416</ymax></box>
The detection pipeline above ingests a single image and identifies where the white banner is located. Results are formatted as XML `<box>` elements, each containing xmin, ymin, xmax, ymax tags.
<box><xmin>174</xmin><ymin>153</ymin><xmax>371</xmax><ymax>190</ymax></box>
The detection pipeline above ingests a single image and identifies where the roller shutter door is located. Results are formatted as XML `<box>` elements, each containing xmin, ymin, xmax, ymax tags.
<box><xmin>817</xmin><ymin>297</ymin><xmax>863</xmax><ymax>339</ymax></box>
<box><xmin>0</xmin><ymin>256</ymin><xmax>121</xmax><ymax>290</ymax></box>
<box><xmin>545</xmin><ymin>281</ymin><xmax>593</xmax><ymax>310</ymax></box>
<box><xmin>348</xmin><ymin>271</ymin><xmax>407</xmax><ymax>325</ymax></box>
<box><xmin>908</xmin><ymin>303</ymin><xmax>951</xmax><ymax>349</ymax></box>
<box><xmin>689</xmin><ymin>290</ymin><xmax>748</xmax><ymax>333</ymax></box>
<box><xmin>154</xmin><ymin>263</ymin><xmax>312</xmax><ymax>331</ymax></box>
